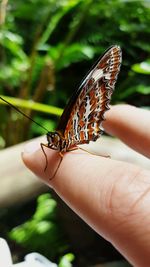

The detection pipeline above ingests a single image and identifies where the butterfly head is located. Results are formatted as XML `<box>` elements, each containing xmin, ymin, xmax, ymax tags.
<box><xmin>47</xmin><ymin>131</ymin><xmax>62</xmax><ymax>151</ymax></box>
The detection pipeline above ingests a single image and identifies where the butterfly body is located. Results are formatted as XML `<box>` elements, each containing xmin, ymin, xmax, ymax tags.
<box><xmin>46</xmin><ymin>45</ymin><xmax>122</xmax><ymax>155</ymax></box>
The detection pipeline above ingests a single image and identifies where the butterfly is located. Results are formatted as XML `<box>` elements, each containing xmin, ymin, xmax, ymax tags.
<box><xmin>41</xmin><ymin>45</ymin><xmax>122</xmax><ymax>178</ymax></box>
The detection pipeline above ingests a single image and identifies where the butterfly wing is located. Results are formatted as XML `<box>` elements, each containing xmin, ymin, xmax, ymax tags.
<box><xmin>57</xmin><ymin>45</ymin><xmax>122</xmax><ymax>149</ymax></box>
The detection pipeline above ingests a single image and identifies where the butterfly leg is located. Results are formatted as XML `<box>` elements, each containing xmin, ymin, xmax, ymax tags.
<box><xmin>49</xmin><ymin>152</ymin><xmax>64</xmax><ymax>181</ymax></box>
<box><xmin>40</xmin><ymin>143</ymin><xmax>64</xmax><ymax>180</ymax></box>
<box><xmin>40</xmin><ymin>143</ymin><xmax>49</xmax><ymax>171</ymax></box>
<box><xmin>49</xmin><ymin>147</ymin><xmax>78</xmax><ymax>180</ymax></box>
<box><xmin>78</xmin><ymin>146</ymin><xmax>110</xmax><ymax>158</ymax></box>
<box><xmin>67</xmin><ymin>146</ymin><xmax>79</xmax><ymax>152</ymax></box>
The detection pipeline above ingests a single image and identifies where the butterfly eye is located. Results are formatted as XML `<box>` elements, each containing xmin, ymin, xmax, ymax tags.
<box><xmin>47</xmin><ymin>132</ymin><xmax>57</xmax><ymax>145</ymax></box>
<box><xmin>53</xmin><ymin>133</ymin><xmax>60</xmax><ymax>142</ymax></box>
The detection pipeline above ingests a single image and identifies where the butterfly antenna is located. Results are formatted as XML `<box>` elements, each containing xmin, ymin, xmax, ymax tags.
<box><xmin>0</xmin><ymin>96</ymin><xmax>49</xmax><ymax>133</ymax></box>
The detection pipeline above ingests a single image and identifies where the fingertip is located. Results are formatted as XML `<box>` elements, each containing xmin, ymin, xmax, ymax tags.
<box><xmin>21</xmin><ymin>149</ymin><xmax>42</xmax><ymax>175</ymax></box>
<box><xmin>21</xmin><ymin>141</ymin><xmax>62</xmax><ymax>186</ymax></box>
<box><xmin>21</xmin><ymin>138</ymin><xmax>43</xmax><ymax>172</ymax></box>
<box><xmin>21</xmin><ymin>150</ymin><xmax>32</xmax><ymax>170</ymax></box>
<box><xmin>21</xmin><ymin>137</ymin><xmax>47</xmax><ymax>179</ymax></box>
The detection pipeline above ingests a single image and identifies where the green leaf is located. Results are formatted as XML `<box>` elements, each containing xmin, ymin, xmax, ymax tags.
<box><xmin>0</xmin><ymin>95</ymin><xmax>63</xmax><ymax>116</ymax></box>
<box><xmin>0</xmin><ymin>30</ymin><xmax>27</xmax><ymax>61</ymax></box>
<box><xmin>49</xmin><ymin>43</ymin><xmax>94</xmax><ymax>70</ymax></box>
<box><xmin>136</xmin><ymin>85</ymin><xmax>150</xmax><ymax>95</ymax></box>
<box><xmin>36</xmin><ymin>221</ymin><xmax>54</xmax><ymax>234</ymax></box>
<box><xmin>12</xmin><ymin>58</ymin><xmax>29</xmax><ymax>72</ymax></box>
<box><xmin>38</xmin><ymin>0</ymin><xmax>82</xmax><ymax>48</ymax></box>
<box><xmin>0</xmin><ymin>31</ymin><xmax>23</xmax><ymax>45</ymax></box>
<box><xmin>58</xmin><ymin>253</ymin><xmax>75</xmax><ymax>267</ymax></box>
<box><xmin>0</xmin><ymin>64</ymin><xmax>25</xmax><ymax>87</ymax></box>
<box><xmin>9</xmin><ymin>194</ymin><xmax>68</xmax><ymax>258</ymax></box>
<box><xmin>132</xmin><ymin>61</ymin><xmax>150</xmax><ymax>74</ymax></box>
<box><xmin>117</xmin><ymin>85</ymin><xmax>150</xmax><ymax>100</ymax></box>
<box><xmin>33</xmin><ymin>194</ymin><xmax>57</xmax><ymax>221</ymax></box>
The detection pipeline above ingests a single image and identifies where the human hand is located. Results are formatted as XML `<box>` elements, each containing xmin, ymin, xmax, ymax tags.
<box><xmin>22</xmin><ymin>104</ymin><xmax>150</xmax><ymax>267</ymax></box>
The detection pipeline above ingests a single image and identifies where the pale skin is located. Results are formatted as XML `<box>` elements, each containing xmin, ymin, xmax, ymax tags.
<box><xmin>22</xmin><ymin>104</ymin><xmax>150</xmax><ymax>267</ymax></box>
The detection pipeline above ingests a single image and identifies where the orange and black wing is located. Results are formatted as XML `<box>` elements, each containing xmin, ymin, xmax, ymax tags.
<box><xmin>57</xmin><ymin>45</ymin><xmax>122</xmax><ymax>148</ymax></box>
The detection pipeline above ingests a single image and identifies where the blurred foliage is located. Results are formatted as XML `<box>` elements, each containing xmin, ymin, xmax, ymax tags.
<box><xmin>0</xmin><ymin>0</ymin><xmax>150</xmax><ymax>146</ymax></box>
<box><xmin>9</xmin><ymin>193</ymin><xmax>74</xmax><ymax>264</ymax></box>
<box><xmin>58</xmin><ymin>253</ymin><xmax>75</xmax><ymax>267</ymax></box>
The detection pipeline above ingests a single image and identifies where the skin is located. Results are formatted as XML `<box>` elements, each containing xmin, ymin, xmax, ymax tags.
<box><xmin>22</xmin><ymin>104</ymin><xmax>150</xmax><ymax>267</ymax></box>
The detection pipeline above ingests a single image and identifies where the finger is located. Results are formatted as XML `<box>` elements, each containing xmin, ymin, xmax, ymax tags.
<box><xmin>22</xmin><ymin>143</ymin><xmax>150</xmax><ymax>266</ymax></box>
<box><xmin>103</xmin><ymin>104</ymin><xmax>150</xmax><ymax>158</ymax></box>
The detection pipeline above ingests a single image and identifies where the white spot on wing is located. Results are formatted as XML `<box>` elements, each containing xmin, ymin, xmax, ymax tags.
<box><xmin>82</xmin><ymin>95</ymin><xmax>91</xmax><ymax>139</ymax></box>
<box><xmin>84</xmin><ymin>96</ymin><xmax>91</xmax><ymax>119</ymax></box>
<box><xmin>104</xmin><ymin>73</ymin><xmax>111</xmax><ymax>80</ymax></box>
<box><xmin>92</xmin><ymin>69</ymin><xmax>103</xmax><ymax>81</ymax></box>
